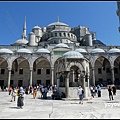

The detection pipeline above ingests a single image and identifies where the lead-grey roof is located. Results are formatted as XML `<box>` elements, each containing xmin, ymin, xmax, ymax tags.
<box><xmin>17</xmin><ymin>48</ymin><xmax>32</xmax><ymax>53</ymax></box>
<box><xmin>0</xmin><ymin>48</ymin><xmax>13</xmax><ymax>54</ymax></box>
<box><xmin>48</xmin><ymin>21</ymin><xmax>69</xmax><ymax>27</ymax></box>
<box><xmin>14</xmin><ymin>39</ymin><xmax>28</xmax><ymax>45</ymax></box>
<box><xmin>62</xmin><ymin>51</ymin><xmax>84</xmax><ymax>58</ymax></box>
<box><xmin>108</xmin><ymin>48</ymin><xmax>120</xmax><ymax>53</ymax></box>
<box><xmin>54</xmin><ymin>43</ymin><xmax>70</xmax><ymax>49</ymax></box>
<box><xmin>91</xmin><ymin>48</ymin><xmax>105</xmax><ymax>53</ymax></box>
<box><xmin>33</xmin><ymin>25</ymin><xmax>41</xmax><ymax>29</ymax></box>
<box><xmin>36</xmin><ymin>48</ymin><xmax>50</xmax><ymax>54</ymax></box>
<box><xmin>75</xmin><ymin>48</ymin><xmax>87</xmax><ymax>53</ymax></box>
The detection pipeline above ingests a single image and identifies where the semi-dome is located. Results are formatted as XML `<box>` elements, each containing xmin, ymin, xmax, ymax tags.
<box><xmin>75</xmin><ymin>48</ymin><xmax>87</xmax><ymax>53</ymax></box>
<box><xmin>36</xmin><ymin>48</ymin><xmax>50</xmax><ymax>54</ymax></box>
<box><xmin>91</xmin><ymin>48</ymin><xmax>105</xmax><ymax>53</ymax></box>
<box><xmin>0</xmin><ymin>48</ymin><xmax>13</xmax><ymax>54</ymax></box>
<box><xmin>14</xmin><ymin>39</ymin><xmax>28</xmax><ymax>45</ymax></box>
<box><xmin>62</xmin><ymin>51</ymin><xmax>84</xmax><ymax>58</ymax></box>
<box><xmin>108</xmin><ymin>48</ymin><xmax>120</xmax><ymax>53</ymax></box>
<box><xmin>17</xmin><ymin>48</ymin><xmax>32</xmax><ymax>53</ymax></box>
<box><xmin>54</xmin><ymin>43</ymin><xmax>70</xmax><ymax>49</ymax></box>
<box><xmin>48</xmin><ymin>21</ymin><xmax>69</xmax><ymax>27</ymax></box>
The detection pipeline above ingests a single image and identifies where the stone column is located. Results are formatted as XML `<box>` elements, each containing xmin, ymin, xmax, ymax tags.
<box><xmin>56</xmin><ymin>73</ymin><xmax>60</xmax><ymax>91</ymax></box>
<box><xmin>51</xmin><ymin>68</ymin><xmax>54</xmax><ymax>86</ymax></box>
<box><xmin>83</xmin><ymin>75</ymin><xmax>87</xmax><ymax>98</ymax></box>
<box><xmin>86</xmin><ymin>73</ymin><xmax>91</xmax><ymax>97</ymax></box>
<box><xmin>65</xmin><ymin>71</ymin><xmax>70</xmax><ymax>98</ymax></box>
<box><xmin>111</xmin><ymin>66</ymin><xmax>115</xmax><ymax>84</ymax></box>
<box><xmin>30</xmin><ymin>69</ymin><xmax>33</xmax><ymax>86</ymax></box>
<box><xmin>8</xmin><ymin>68</ymin><xmax>12</xmax><ymax>88</ymax></box>
<box><xmin>72</xmin><ymin>70</ymin><xmax>74</xmax><ymax>82</ymax></box>
<box><xmin>86</xmin><ymin>73</ymin><xmax>90</xmax><ymax>87</ymax></box>
<box><xmin>92</xmin><ymin>67</ymin><xmax>95</xmax><ymax>86</ymax></box>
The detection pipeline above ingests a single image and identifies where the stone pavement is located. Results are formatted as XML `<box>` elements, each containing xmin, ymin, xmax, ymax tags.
<box><xmin>0</xmin><ymin>89</ymin><xmax>120</xmax><ymax>119</ymax></box>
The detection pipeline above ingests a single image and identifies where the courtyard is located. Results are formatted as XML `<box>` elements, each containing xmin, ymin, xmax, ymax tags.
<box><xmin>0</xmin><ymin>88</ymin><xmax>120</xmax><ymax>119</ymax></box>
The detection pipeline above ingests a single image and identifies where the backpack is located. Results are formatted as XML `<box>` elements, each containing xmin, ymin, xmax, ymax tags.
<box><xmin>82</xmin><ymin>90</ymin><xmax>84</xmax><ymax>94</ymax></box>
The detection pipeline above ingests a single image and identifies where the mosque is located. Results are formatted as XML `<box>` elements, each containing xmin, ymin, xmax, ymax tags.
<box><xmin>0</xmin><ymin>3</ymin><xmax>120</xmax><ymax>98</ymax></box>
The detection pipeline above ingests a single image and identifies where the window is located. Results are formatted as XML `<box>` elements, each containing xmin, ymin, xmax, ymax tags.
<box><xmin>19</xmin><ymin>68</ymin><xmax>23</xmax><ymax>74</ymax></box>
<box><xmin>114</xmin><ymin>67</ymin><xmax>118</xmax><ymax>74</ymax></box>
<box><xmin>11</xmin><ymin>70</ymin><xmax>14</xmax><ymax>74</ymax></box>
<box><xmin>64</xmin><ymin>33</ymin><xmax>66</xmax><ymax>37</ymax></box>
<box><xmin>37</xmin><ymin>69</ymin><xmax>41</xmax><ymax>74</ymax></box>
<box><xmin>46</xmin><ymin>69</ymin><xmax>50</xmax><ymax>74</ymax></box>
<box><xmin>37</xmin><ymin>80</ymin><xmax>41</xmax><ymax>85</ymax></box>
<box><xmin>55</xmin><ymin>33</ymin><xmax>57</xmax><ymax>36</ymax></box>
<box><xmin>59</xmin><ymin>33</ymin><xmax>62</xmax><ymax>36</ymax></box>
<box><xmin>1</xmin><ymin>69</ymin><xmax>5</xmax><ymax>74</ymax></box>
<box><xmin>98</xmin><ymin>68</ymin><xmax>102</xmax><ymax>74</ymax></box>
<box><xmin>106</xmin><ymin>68</ymin><xmax>111</xmax><ymax>73</ymax></box>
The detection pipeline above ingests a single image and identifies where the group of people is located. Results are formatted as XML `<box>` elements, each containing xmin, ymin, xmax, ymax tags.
<box><xmin>8</xmin><ymin>86</ymin><xmax>25</xmax><ymax>109</ymax></box>
<box><xmin>108</xmin><ymin>85</ymin><xmax>116</xmax><ymax>100</ymax></box>
<box><xmin>90</xmin><ymin>85</ymin><xmax>101</xmax><ymax>98</ymax></box>
<box><xmin>7</xmin><ymin>83</ymin><xmax>118</xmax><ymax>108</ymax></box>
<box><xmin>8</xmin><ymin>84</ymin><xmax>59</xmax><ymax>108</ymax></box>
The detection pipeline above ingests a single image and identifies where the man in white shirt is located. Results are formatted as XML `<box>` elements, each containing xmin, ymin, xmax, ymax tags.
<box><xmin>77</xmin><ymin>86</ymin><xmax>84</xmax><ymax>104</ymax></box>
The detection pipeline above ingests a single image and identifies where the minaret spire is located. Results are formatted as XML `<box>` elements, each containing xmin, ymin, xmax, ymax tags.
<box><xmin>22</xmin><ymin>16</ymin><xmax>27</xmax><ymax>39</ymax></box>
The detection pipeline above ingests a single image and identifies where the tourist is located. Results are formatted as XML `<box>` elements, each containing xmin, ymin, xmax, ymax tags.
<box><xmin>17</xmin><ymin>87</ymin><xmax>25</xmax><ymax>109</ymax></box>
<box><xmin>10</xmin><ymin>88</ymin><xmax>17</xmax><ymax>102</ymax></box>
<box><xmin>8</xmin><ymin>86</ymin><xmax>13</xmax><ymax>95</ymax></box>
<box><xmin>97</xmin><ymin>85</ymin><xmax>101</xmax><ymax>97</ymax></box>
<box><xmin>77</xmin><ymin>86</ymin><xmax>84</xmax><ymax>104</ymax></box>
<box><xmin>33</xmin><ymin>87</ymin><xmax>37</xmax><ymax>99</ymax></box>
<box><xmin>108</xmin><ymin>86</ymin><xmax>114</xmax><ymax>100</ymax></box>
<box><xmin>112</xmin><ymin>85</ymin><xmax>116</xmax><ymax>95</ymax></box>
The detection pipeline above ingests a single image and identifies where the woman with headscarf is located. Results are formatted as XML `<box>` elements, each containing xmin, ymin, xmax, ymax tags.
<box><xmin>17</xmin><ymin>87</ymin><xmax>25</xmax><ymax>109</ymax></box>
<box><xmin>97</xmin><ymin>85</ymin><xmax>101</xmax><ymax>97</ymax></box>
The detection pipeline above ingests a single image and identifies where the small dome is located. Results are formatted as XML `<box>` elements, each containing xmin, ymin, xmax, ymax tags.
<box><xmin>48</xmin><ymin>21</ymin><xmax>69</xmax><ymax>27</ymax></box>
<box><xmin>75</xmin><ymin>48</ymin><xmax>87</xmax><ymax>53</ymax></box>
<box><xmin>17</xmin><ymin>48</ymin><xmax>32</xmax><ymax>53</ymax></box>
<box><xmin>54</xmin><ymin>43</ymin><xmax>70</xmax><ymax>49</ymax></box>
<box><xmin>33</xmin><ymin>25</ymin><xmax>41</xmax><ymax>29</ymax></box>
<box><xmin>36</xmin><ymin>48</ymin><xmax>50</xmax><ymax>54</ymax></box>
<box><xmin>0</xmin><ymin>48</ymin><xmax>13</xmax><ymax>54</ymax></box>
<box><xmin>62</xmin><ymin>51</ymin><xmax>84</xmax><ymax>58</ymax></box>
<box><xmin>14</xmin><ymin>39</ymin><xmax>28</xmax><ymax>45</ymax></box>
<box><xmin>108</xmin><ymin>48</ymin><xmax>120</xmax><ymax>53</ymax></box>
<box><xmin>91</xmin><ymin>48</ymin><xmax>105</xmax><ymax>53</ymax></box>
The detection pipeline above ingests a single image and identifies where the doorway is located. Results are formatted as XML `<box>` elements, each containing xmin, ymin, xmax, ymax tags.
<box><xmin>18</xmin><ymin>80</ymin><xmax>23</xmax><ymax>87</ymax></box>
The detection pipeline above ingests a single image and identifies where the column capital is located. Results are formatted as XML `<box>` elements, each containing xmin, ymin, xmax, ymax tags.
<box><xmin>7</xmin><ymin>67</ymin><xmax>12</xmax><ymax>71</ymax></box>
<box><xmin>91</xmin><ymin>67</ymin><xmax>94</xmax><ymax>70</ymax></box>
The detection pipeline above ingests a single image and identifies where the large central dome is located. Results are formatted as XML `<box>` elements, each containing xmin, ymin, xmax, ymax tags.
<box><xmin>48</xmin><ymin>21</ymin><xmax>69</xmax><ymax>27</ymax></box>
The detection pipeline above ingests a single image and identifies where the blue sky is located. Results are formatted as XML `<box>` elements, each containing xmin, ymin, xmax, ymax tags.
<box><xmin>0</xmin><ymin>1</ymin><xmax>119</xmax><ymax>46</ymax></box>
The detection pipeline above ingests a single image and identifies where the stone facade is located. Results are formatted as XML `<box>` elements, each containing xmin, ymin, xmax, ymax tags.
<box><xmin>0</xmin><ymin>10</ymin><xmax>120</xmax><ymax>98</ymax></box>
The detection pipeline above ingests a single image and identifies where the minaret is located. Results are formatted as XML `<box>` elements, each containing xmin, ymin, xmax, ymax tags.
<box><xmin>116</xmin><ymin>1</ymin><xmax>120</xmax><ymax>32</ymax></box>
<box><xmin>22</xmin><ymin>16</ymin><xmax>27</xmax><ymax>39</ymax></box>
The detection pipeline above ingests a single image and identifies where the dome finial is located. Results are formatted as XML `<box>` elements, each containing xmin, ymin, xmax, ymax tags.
<box><xmin>57</xmin><ymin>16</ymin><xmax>59</xmax><ymax>22</ymax></box>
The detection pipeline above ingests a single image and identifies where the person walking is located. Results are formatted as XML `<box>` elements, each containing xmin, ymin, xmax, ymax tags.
<box><xmin>108</xmin><ymin>86</ymin><xmax>114</xmax><ymax>100</ymax></box>
<box><xmin>17</xmin><ymin>87</ymin><xmax>25</xmax><ymax>109</ymax></box>
<box><xmin>8</xmin><ymin>86</ymin><xmax>12</xmax><ymax>95</ymax></box>
<box><xmin>77</xmin><ymin>86</ymin><xmax>84</xmax><ymax>104</ymax></box>
<box><xmin>112</xmin><ymin>85</ymin><xmax>116</xmax><ymax>95</ymax></box>
<box><xmin>10</xmin><ymin>88</ymin><xmax>17</xmax><ymax>102</ymax></box>
<box><xmin>33</xmin><ymin>87</ymin><xmax>37</xmax><ymax>99</ymax></box>
<box><xmin>97</xmin><ymin>85</ymin><xmax>101</xmax><ymax>97</ymax></box>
